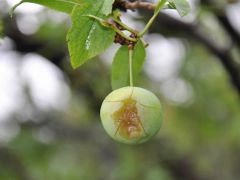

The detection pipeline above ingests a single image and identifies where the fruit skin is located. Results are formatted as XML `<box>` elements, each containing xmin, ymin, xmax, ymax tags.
<box><xmin>100</xmin><ymin>86</ymin><xmax>162</xmax><ymax>144</ymax></box>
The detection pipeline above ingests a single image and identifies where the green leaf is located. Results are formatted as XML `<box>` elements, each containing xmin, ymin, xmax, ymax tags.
<box><xmin>111</xmin><ymin>41</ymin><xmax>146</xmax><ymax>90</ymax></box>
<box><xmin>112</xmin><ymin>45</ymin><xmax>129</xmax><ymax>90</ymax></box>
<box><xmin>102</xmin><ymin>0</ymin><xmax>115</xmax><ymax>15</ymax></box>
<box><xmin>10</xmin><ymin>0</ymin><xmax>81</xmax><ymax>15</ymax></box>
<box><xmin>11</xmin><ymin>0</ymin><xmax>115</xmax><ymax>69</ymax></box>
<box><xmin>166</xmin><ymin>2</ymin><xmax>176</xmax><ymax>9</ymax></box>
<box><xmin>67</xmin><ymin>1</ymin><xmax>115</xmax><ymax>68</ymax></box>
<box><xmin>167</xmin><ymin>0</ymin><xmax>190</xmax><ymax>17</ymax></box>
<box><xmin>11</xmin><ymin>0</ymin><xmax>114</xmax><ymax>15</ymax></box>
<box><xmin>132</xmin><ymin>41</ymin><xmax>146</xmax><ymax>83</ymax></box>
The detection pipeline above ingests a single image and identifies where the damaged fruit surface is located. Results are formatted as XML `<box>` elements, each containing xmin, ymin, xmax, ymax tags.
<box><xmin>100</xmin><ymin>86</ymin><xmax>162</xmax><ymax>144</ymax></box>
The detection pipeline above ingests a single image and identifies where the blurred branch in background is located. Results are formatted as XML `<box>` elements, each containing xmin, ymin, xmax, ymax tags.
<box><xmin>150</xmin><ymin>12</ymin><xmax>240</xmax><ymax>96</ymax></box>
<box><xmin>3</xmin><ymin>17</ymin><xmax>66</xmax><ymax>67</ymax></box>
<box><xmin>217</xmin><ymin>12</ymin><xmax>240</xmax><ymax>48</ymax></box>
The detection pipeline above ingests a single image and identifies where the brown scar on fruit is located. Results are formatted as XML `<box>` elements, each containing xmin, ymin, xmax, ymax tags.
<box><xmin>111</xmin><ymin>97</ymin><xmax>147</xmax><ymax>139</ymax></box>
<box><xmin>103</xmin><ymin>88</ymin><xmax>145</xmax><ymax>139</ymax></box>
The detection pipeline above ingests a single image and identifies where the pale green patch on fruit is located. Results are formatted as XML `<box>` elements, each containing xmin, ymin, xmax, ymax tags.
<box><xmin>100</xmin><ymin>87</ymin><xmax>162</xmax><ymax>144</ymax></box>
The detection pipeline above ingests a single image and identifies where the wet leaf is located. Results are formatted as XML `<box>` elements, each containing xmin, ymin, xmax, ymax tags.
<box><xmin>67</xmin><ymin>1</ymin><xmax>115</xmax><ymax>68</ymax></box>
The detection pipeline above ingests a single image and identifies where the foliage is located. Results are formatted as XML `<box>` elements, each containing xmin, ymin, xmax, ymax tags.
<box><xmin>67</xmin><ymin>2</ymin><xmax>115</xmax><ymax>68</ymax></box>
<box><xmin>11</xmin><ymin>0</ymin><xmax>190</xmax><ymax>88</ymax></box>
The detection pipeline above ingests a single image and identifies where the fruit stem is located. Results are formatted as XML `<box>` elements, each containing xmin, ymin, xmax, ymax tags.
<box><xmin>129</xmin><ymin>49</ymin><xmax>133</xmax><ymax>87</ymax></box>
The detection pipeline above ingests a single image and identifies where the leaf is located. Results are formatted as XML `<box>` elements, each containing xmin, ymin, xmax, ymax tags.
<box><xmin>11</xmin><ymin>0</ymin><xmax>115</xmax><ymax>69</ymax></box>
<box><xmin>10</xmin><ymin>0</ymin><xmax>81</xmax><ymax>15</ymax></box>
<box><xmin>111</xmin><ymin>41</ymin><xmax>146</xmax><ymax>90</ymax></box>
<box><xmin>11</xmin><ymin>0</ymin><xmax>115</xmax><ymax>15</ymax></box>
<box><xmin>101</xmin><ymin>0</ymin><xmax>115</xmax><ymax>15</ymax></box>
<box><xmin>67</xmin><ymin>1</ymin><xmax>115</xmax><ymax>68</ymax></box>
<box><xmin>132</xmin><ymin>40</ymin><xmax>146</xmax><ymax>83</ymax></box>
<box><xmin>111</xmin><ymin>46</ymin><xmax>129</xmax><ymax>90</ymax></box>
<box><xmin>166</xmin><ymin>2</ymin><xmax>176</xmax><ymax>9</ymax></box>
<box><xmin>167</xmin><ymin>0</ymin><xmax>190</xmax><ymax>17</ymax></box>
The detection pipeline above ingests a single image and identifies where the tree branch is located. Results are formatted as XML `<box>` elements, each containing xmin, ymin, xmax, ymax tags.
<box><xmin>216</xmin><ymin>12</ymin><xmax>240</xmax><ymax>48</ymax></box>
<box><xmin>199</xmin><ymin>0</ymin><xmax>240</xmax><ymax>48</ymax></box>
<box><xmin>125</xmin><ymin>1</ymin><xmax>155</xmax><ymax>11</ymax></box>
<box><xmin>114</xmin><ymin>0</ymin><xmax>156</xmax><ymax>11</ymax></box>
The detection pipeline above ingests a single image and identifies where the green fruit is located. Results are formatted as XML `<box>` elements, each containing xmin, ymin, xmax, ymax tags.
<box><xmin>100</xmin><ymin>86</ymin><xmax>162</xmax><ymax>144</ymax></box>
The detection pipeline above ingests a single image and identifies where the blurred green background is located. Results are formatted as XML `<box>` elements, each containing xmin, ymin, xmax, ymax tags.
<box><xmin>0</xmin><ymin>0</ymin><xmax>240</xmax><ymax>180</ymax></box>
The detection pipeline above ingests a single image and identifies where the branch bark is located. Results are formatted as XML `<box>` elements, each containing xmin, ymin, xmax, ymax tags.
<box><xmin>125</xmin><ymin>1</ymin><xmax>155</xmax><ymax>11</ymax></box>
<box><xmin>114</xmin><ymin>0</ymin><xmax>155</xmax><ymax>11</ymax></box>
<box><xmin>216</xmin><ymin>11</ymin><xmax>240</xmax><ymax>48</ymax></box>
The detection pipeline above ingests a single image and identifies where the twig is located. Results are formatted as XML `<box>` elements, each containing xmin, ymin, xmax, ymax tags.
<box><xmin>217</xmin><ymin>12</ymin><xmax>240</xmax><ymax>48</ymax></box>
<box><xmin>113</xmin><ymin>0</ymin><xmax>156</xmax><ymax>11</ymax></box>
<box><xmin>125</xmin><ymin>1</ymin><xmax>156</xmax><ymax>11</ymax></box>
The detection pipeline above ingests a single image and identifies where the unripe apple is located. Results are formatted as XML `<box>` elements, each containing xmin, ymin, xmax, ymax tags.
<box><xmin>100</xmin><ymin>86</ymin><xmax>162</xmax><ymax>144</ymax></box>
